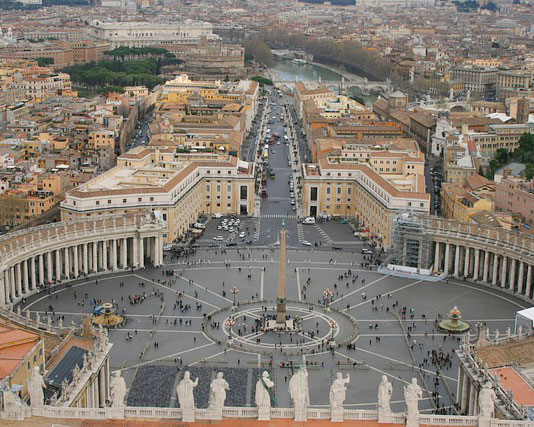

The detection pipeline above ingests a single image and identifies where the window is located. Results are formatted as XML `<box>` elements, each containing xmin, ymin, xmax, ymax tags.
<box><xmin>227</xmin><ymin>185</ymin><xmax>232</xmax><ymax>193</ymax></box>
<box><xmin>150</xmin><ymin>197</ymin><xmax>154</xmax><ymax>202</ymax></box>
<box><xmin>96</xmin><ymin>201</ymin><xmax>100</xmax><ymax>206</ymax></box>
<box><xmin>123</xmin><ymin>199</ymin><xmax>127</xmax><ymax>203</ymax></box>
<box><xmin>326</xmin><ymin>187</ymin><xmax>331</xmax><ymax>195</ymax></box>
<box><xmin>240</xmin><ymin>186</ymin><xmax>247</xmax><ymax>200</ymax></box>
<box><xmin>138</xmin><ymin>198</ymin><xmax>142</xmax><ymax>202</ymax></box>
<box><xmin>337</xmin><ymin>187</ymin><xmax>341</xmax><ymax>195</ymax></box>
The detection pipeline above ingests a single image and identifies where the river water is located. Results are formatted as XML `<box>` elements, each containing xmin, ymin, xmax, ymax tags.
<box><xmin>270</xmin><ymin>57</ymin><xmax>377</xmax><ymax>106</ymax></box>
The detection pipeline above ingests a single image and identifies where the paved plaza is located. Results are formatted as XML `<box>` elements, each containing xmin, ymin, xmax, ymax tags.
<box><xmin>17</xmin><ymin>246</ymin><xmax>528</xmax><ymax>412</ymax></box>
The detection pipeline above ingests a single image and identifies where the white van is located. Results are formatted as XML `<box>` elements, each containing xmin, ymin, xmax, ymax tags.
<box><xmin>303</xmin><ymin>217</ymin><xmax>316</xmax><ymax>225</ymax></box>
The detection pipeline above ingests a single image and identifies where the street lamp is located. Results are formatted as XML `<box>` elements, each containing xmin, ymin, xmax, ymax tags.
<box><xmin>323</xmin><ymin>288</ymin><xmax>334</xmax><ymax>312</ymax></box>
<box><xmin>225</xmin><ymin>317</ymin><xmax>236</xmax><ymax>345</ymax></box>
<box><xmin>231</xmin><ymin>286</ymin><xmax>240</xmax><ymax>307</ymax></box>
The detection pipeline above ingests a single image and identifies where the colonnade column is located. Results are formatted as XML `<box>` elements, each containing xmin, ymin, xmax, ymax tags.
<box><xmin>509</xmin><ymin>259</ymin><xmax>516</xmax><ymax>291</ymax></box>
<box><xmin>102</xmin><ymin>241</ymin><xmax>107</xmax><ymax>271</ymax></box>
<box><xmin>30</xmin><ymin>257</ymin><xmax>37</xmax><ymax>290</ymax></box>
<box><xmin>473</xmin><ymin>249</ymin><xmax>480</xmax><ymax>281</ymax></box>
<box><xmin>47</xmin><ymin>252</ymin><xmax>52</xmax><ymax>284</ymax></box>
<box><xmin>500</xmin><ymin>256</ymin><xmax>507</xmax><ymax>288</ymax></box>
<box><xmin>38</xmin><ymin>254</ymin><xmax>44</xmax><ymax>285</ymax></box>
<box><xmin>526</xmin><ymin>265</ymin><xmax>533</xmax><ymax>298</ymax></box>
<box><xmin>55</xmin><ymin>250</ymin><xmax>61</xmax><ymax>280</ymax></box>
<box><xmin>121</xmin><ymin>238</ymin><xmax>128</xmax><ymax>269</ymax></box>
<box><xmin>138</xmin><ymin>237</ymin><xmax>144</xmax><ymax>268</ymax></box>
<box><xmin>444</xmin><ymin>243</ymin><xmax>451</xmax><ymax>274</ymax></box>
<box><xmin>463</xmin><ymin>247</ymin><xmax>470</xmax><ymax>278</ymax></box>
<box><xmin>0</xmin><ymin>275</ymin><xmax>5</xmax><ymax>306</ymax></box>
<box><xmin>434</xmin><ymin>242</ymin><xmax>440</xmax><ymax>271</ymax></box>
<box><xmin>83</xmin><ymin>243</ymin><xmax>88</xmax><ymax>275</ymax></box>
<box><xmin>15</xmin><ymin>263</ymin><xmax>22</xmax><ymax>296</ymax></box>
<box><xmin>64</xmin><ymin>247</ymin><xmax>70</xmax><ymax>279</ymax></box>
<box><xmin>483</xmin><ymin>251</ymin><xmax>490</xmax><ymax>283</ymax></box>
<box><xmin>111</xmin><ymin>240</ymin><xmax>118</xmax><ymax>271</ymax></box>
<box><xmin>453</xmin><ymin>245</ymin><xmax>460</xmax><ymax>278</ymax></box>
<box><xmin>93</xmin><ymin>241</ymin><xmax>98</xmax><ymax>272</ymax></box>
<box><xmin>492</xmin><ymin>254</ymin><xmax>499</xmax><ymax>286</ymax></box>
<box><xmin>10</xmin><ymin>267</ymin><xmax>16</xmax><ymax>301</ymax></box>
<box><xmin>517</xmin><ymin>262</ymin><xmax>525</xmax><ymax>294</ymax></box>
<box><xmin>22</xmin><ymin>260</ymin><xmax>29</xmax><ymax>294</ymax></box>
<box><xmin>132</xmin><ymin>236</ymin><xmax>138</xmax><ymax>269</ymax></box>
<box><xmin>73</xmin><ymin>245</ymin><xmax>79</xmax><ymax>278</ymax></box>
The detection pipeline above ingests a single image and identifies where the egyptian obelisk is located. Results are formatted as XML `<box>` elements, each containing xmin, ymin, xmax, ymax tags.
<box><xmin>276</xmin><ymin>223</ymin><xmax>287</xmax><ymax>325</ymax></box>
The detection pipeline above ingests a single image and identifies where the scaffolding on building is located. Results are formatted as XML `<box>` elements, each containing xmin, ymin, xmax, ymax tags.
<box><xmin>389</xmin><ymin>211</ymin><xmax>433</xmax><ymax>270</ymax></box>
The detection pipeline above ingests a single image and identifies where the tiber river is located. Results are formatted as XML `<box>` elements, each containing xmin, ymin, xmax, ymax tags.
<box><xmin>270</xmin><ymin>57</ymin><xmax>378</xmax><ymax>107</ymax></box>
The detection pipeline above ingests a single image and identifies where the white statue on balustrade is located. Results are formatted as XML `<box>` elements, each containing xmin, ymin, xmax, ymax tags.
<box><xmin>289</xmin><ymin>367</ymin><xmax>309</xmax><ymax>422</ymax></box>
<box><xmin>478</xmin><ymin>381</ymin><xmax>496</xmax><ymax>419</ymax></box>
<box><xmin>404</xmin><ymin>377</ymin><xmax>422</xmax><ymax>425</ymax></box>
<box><xmin>255</xmin><ymin>371</ymin><xmax>274</xmax><ymax>420</ymax></box>
<box><xmin>27</xmin><ymin>366</ymin><xmax>46</xmax><ymax>408</ymax></box>
<box><xmin>378</xmin><ymin>375</ymin><xmax>393</xmax><ymax>423</ymax></box>
<box><xmin>208</xmin><ymin>372</ymin><xmax>229</xmax><ymax>420</ymax></box>
<box><xmin>2</xmin><ymin>388</ymin><xmax>24</xmax><ymax>418</ymax></box>
<box><xmin>177</xmin><ymin>371</ymin><xmax>198</xmax><ymax>422</ymax></box>
<box><xmin>110</xmin><ymin>371</ymin><xmax>127</xmax><ymax>408</ymax></box>
<box><xmin>330</xmin><ymin>372</ymin><xmax>350</xmax><ymax>422</ymax></box>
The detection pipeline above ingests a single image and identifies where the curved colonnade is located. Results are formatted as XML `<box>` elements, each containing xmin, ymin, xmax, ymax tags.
<box><xmin>426</xmin><ymin>217</ymin><xmax>534</xmax><ymax>302</ymax></box>
<box><xmin>0</xmin><ymin>214</ymin><xmax>165</xmax><ymax>307</ymax></box>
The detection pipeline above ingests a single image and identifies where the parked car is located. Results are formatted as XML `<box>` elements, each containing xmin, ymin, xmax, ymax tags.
<box><xmin>303</xmin><ymin>217</ymin><xmax>316</xmax><ymax>224</ymax></box>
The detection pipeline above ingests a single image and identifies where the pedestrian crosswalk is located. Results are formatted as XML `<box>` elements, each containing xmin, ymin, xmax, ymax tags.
<box><xmin>252</xmin><ymin>218</ymin><xmax>260</xmax><ymax>241</ymax></box>
<box><xmin>314</xmin><ymin>224</ymin><xmax>333</xmax><ymax>244</ymax></box>
<box><xmin>297</xmin><ymin>222</ymin><xmax>304</xmax><ymax>242</ymax></box>
<box><xmin>259</xmin><ymin>214</ymin><xmax>298</xmax><ymax>219</ymax></box>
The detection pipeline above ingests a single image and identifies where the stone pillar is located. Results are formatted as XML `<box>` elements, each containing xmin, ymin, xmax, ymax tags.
<box><xmin>102</xmin><ymin>241</ymin><xmax>108</xmax><ymax>271</ymax></box>
<box><xmin>55</xmin><ymin>249</ymin><xmax>61</xmax><ymax>280</ymax></box>
<box><xmin>483</xmin><ymin>251</ymin><xmax>490</xmax><ymax>283</ymax></box>
<box><xmin>492</xmin><ymin>254</ymin><xmax>499</xmax><ymax>286</ymax></box>
<box><xmin>111</xmin><ymin>239</ymin><xmax>118</xmax><ymax>271</ymax></box>
<box><xmin>38</xmin><ymin>254</ymin><xmax>44</xmax><ymax>285</ymax></box>
<box><xmin>10</xmin><ymin>266</ymin><xmax>16</xmax><ymax>301</ymax></box>
<box><xmin>526</xmin><ymin>264</ymin><xmax>533</xmax><ymax>298</ymax></box>
<box><xmin>132</xmin><ymin>237</ymin><xmax>138</xmax><ymax>269</ymax></box>
<box><xmin>463</xmin><ymin>247</ymin><xmax>470</xmax><ymax>278</ymax></box>
<box><xmin>138</xmin><ymin>237</ymin><xmax>145</xmax><ymax>268</ymax></box>
<box><xmin>64</xmin><ymin>246</ymin><xmax>70</xmax><ymax>279</ymax></box>
<box><xmin>433</xmin><ymin>241</ymin><xmax>440</xmax><ymax>272</ymax></box>
<box><xmin>0</xmin><ymin>274</ymin><xmax>5</xmax><ymax>306</ymax></box>
<box><xmin>22</xmin><ymin>260</ymin><xmax>29</xmax><ymax>294</ymax></box>
<box><xmin>47</xmin><ymin>252</ymin><xmax>52</xmax><ymax>284</ymax></box>
<box><xmin>121</xmin><ymin>238</ymin><xmax>128</xmax><ymax>269</ymax></box>
<box><xmin>30</xmin><ymin>257</ymin><xmax>37</xmax><ymax>290</ymax></box>
<box><xmin>93</xmin><ymin>241</ymin><xmax>99</xmax><ymax>272</ymax></box>
<box><xmin>83</xmin><ymin>243</ymin><xmax>89</xmax><ymax>274</ymax></box>
<box><xmin>444</xmin><ymin>243</ymin><xmax>450</xmax><ymax>274</ymax></box>
<box><xmin>517</xmin><ymin>261</ymin><xmax>525</xmax><ymax>294</ymax></box>
<box><xmin>99</xmin><ymin>369</ymin><xmax>106</xmax><ymax>407</ymax></box>
<box><xmin>509</xmin><ymin>259</ymin><xmax>516</xmax><ymax>291</ymax></box>
<box><xmin>73</xmin><ymin>245</ymin><xmax>79</xmax><ymax>278</ymax></box>
<box><xmin>500</xmin><ymin>256</ymin><xmax>507</xmax><ymax>288</ymax></box>
<box><xmin>473</xmin><ymin>249</ymin><xmax>480</xmax><ymax>280</ymax></box>
<box><xmin>15</xmin><ymin>262</ymin><xmax>22</xmax><ymax>296</ymax></box>
<box><xmin>453</xmin><ymin>245</ymin><xmax>460</xmax><ymax>278</ymax></box>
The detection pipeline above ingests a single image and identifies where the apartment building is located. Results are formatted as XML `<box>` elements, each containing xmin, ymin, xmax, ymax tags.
<box><xmin>88</xmin><ymin>20</ymin><xmax>214</xmax><ymax>48</ymax></box>
<box><xmin>61</xmin><ymin>147</ymin><xmax>255</xmax><ymax>243</ymax></box>
<box><xmin>452</xmin><ymin>67</ymin><xmax>497</xmax><ymax>99</ymax></box>
<box><xmin>468</xmin><ymin>123</ymin><xmax>534</xmax><ymax>164</ymax></box>
<box><xmin>495</xmin><ymin>177</ymin><xmax>534</xmax><ymax>226</ymax></box>
<box><xmin>301</xmin><ymin>142</ymin><xmax>429</xmax><ymax>248</ymax></box>
<box><xmin>441</xmin><ymin>174</ymin><xmax>495</xmax><ymax>222</ymax></box>
<box><xmin>497</xmin><ymin>70</ymin><xmax>533</xmax><ymax>100</ymax></box>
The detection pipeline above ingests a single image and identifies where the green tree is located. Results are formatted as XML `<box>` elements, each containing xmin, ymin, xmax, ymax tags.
<box><xmin>36</xmin><ymin>57</ymin><xmax>54</xmax><ymax>66</ymax></box>
<box><xmin>513</xmin><ymin>133</ymin><xmax>534</xmax><ymax>164</ymax></box>
<box><xmin>244</xmin><ymin>38</ymin><xmax>274</xmax><ymax>68</ymax></box>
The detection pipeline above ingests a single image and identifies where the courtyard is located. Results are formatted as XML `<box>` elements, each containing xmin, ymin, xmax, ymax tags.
<box><xmin>17</xmin><ymin>246</ymin><xmax>528</xmax><ymax>412</ymax></box>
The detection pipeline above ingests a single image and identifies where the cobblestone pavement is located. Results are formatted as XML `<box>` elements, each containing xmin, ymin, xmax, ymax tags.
<box><xmin>18</xmin><ymin>247</ymin><xmax>528</xmax><ymax>411</ymax></box>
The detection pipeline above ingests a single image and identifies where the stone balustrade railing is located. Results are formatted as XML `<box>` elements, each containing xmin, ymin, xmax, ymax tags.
<box><xmin>0</xmin><ymin>214</ymin><xmax>145</xmax><ymax>266</ymax></box>
<box><xmin>6</xmin><ymin>405</ymin><xmax>516</xmax><ymax>425</ymax></box>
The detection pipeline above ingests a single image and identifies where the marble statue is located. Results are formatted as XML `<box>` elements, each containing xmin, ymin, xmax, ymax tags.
<box><xmin>289</xmin><ymin>367</ymin><xmax>309</xmax><ymax>421</ymax></box>
<box><xmin>466</xmin><ymin>89</ymin><xmax>471</xmax><ymax>101</ymax></box>
<box><xmin>404</xmin><ymin>378</ymin><xmax>422</xmax><ymax>419</ymax></box>
<box><xmin>330</xmin><ymin>372</ymin><xmax>350</xmax><ymax>411</ymax></box>
<box><xmin>177</xmin><ymin>371</ymin><xmax>198</xmax><ymax>422</ymax></box>
<box><xmin>27</xmin><ymin>366</ymin><xmax>46</xmax><ymax>407</ymax></box>
<box><xmin>47</xmin><ymin>315</ymin><xmax>52</xmax><ymax>330</ymax></box>
<box><xmin>449</xmin><ymin>87</ymin><xmax>454</xmax><ymax>101</ymax></box>
<box><xmin>208</xmin><ymin>372</ymin><xmax>229</xmax><ymax>411</ymax></box>
<box><xmin>58</xmin><ymin>318</ymin><xmax>63</xmax><ymax>329</ymax></box>
<box><xmin>3</xmin><ymin>389</ymin><xmax>22</xmax><ymax>413</ymax></box>
<box><xmin>25</xmin><ymin>311</ymin><xmax>30</xmax><ymax>321</ymax></box>
<box><xmin>36</xmin><ymin>312</ymin><xmax>40</xmax><ymax>323</ymax></box>
<box><xmin>16</xmin><ymin>306</ymin><xmax>21</xmax><ymax>316</ymax></box>
<box><xmin>378</xmin><ymin>375</ymin><xmax>393</xmax><ymax>416</ymax></box>
<box><xmin>255</xmin><ymin>371</ymin><xmax>274</xmax><ymax>408</ymax></box>
<box><xmin>110</xmin><ymin>371</ymin><xmax>127</xmax><ymax>408</ymax></box>
<box><xmin>49</xmin><ymin>392</ymin><xmax>58</xmax><ymax>406</ymax></box>
<box><xmin>506</xmin><ymin>326</ymin><xmax>512</xmax><ymax>337</ymax></box>
<box><xmin>478</xmin><ymin>382</ymin><xmax>496</xmax><ymax>419</ymax></box>
<box><xmin>494</xmin><ymin>329</ymin><xmax>499</xmax><ymax>341</ymax></box>
<box><xmin>518</xmin><ymin>325</ymin><xmax>523</xmax><ymax>336</ymax></box>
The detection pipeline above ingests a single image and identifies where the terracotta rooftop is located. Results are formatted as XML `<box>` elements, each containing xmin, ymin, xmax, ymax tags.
<box><xmin>476</xmin><ymin>336</ymin><xmax>534</xmax><ymax>368</ymax></box>
<box><xmin>490</xmin><ymin>366</ymin><xmax>534</xmax><ymax>406</ymax></box>
<box><xmin>0</xmin><ymin>324</ymin><xmax>40</xmax><ymax>380</ymax></box>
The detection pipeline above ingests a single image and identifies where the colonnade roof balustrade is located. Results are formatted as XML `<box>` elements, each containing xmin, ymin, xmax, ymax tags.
<box><xmin>0</xmin><ymin>214</ymin><xmax>156</xmax><ymax>267</ymax></box>
<box><xmin>418</xmin><ymin>215</ymin><xmax>534</xmax><ymax>263</ymax></box>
